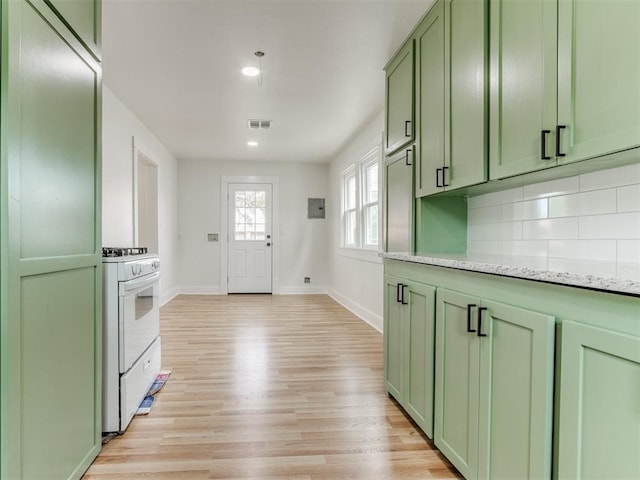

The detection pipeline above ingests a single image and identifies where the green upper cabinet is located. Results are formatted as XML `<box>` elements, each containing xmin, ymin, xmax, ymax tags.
<box><xmin>384</xmin><ymin>145</ymin><xmax>414</xmax><ymax>252</ymax></box>
<box><xmin>46</xmin><ymin>0</ymin><xmax>101</xmax><ymax>59</ymax></box>
<box><xmin>556</xmin><ymin>0</ymin><xmax>640</xmax><ymax>165</ymax></box>
<box><xmin>444</xmin><ymin>0</ymin><xmax>487</xmax><ymax>192</ymax></box>
<box><xmin>491</xmin><ymin>0</ymin><xmax>640</xmax><ymax>180</ymax></box>
<box><xmin>384</xmin><ymin>274</ymin><xmax>436</xmax><ymax>438</ymax></box>
<box><xmin>435</xmin><ymin>289</ymin><xmax>555</xmax><ymax>480</ymax></box>
<box><xmin>489</xmin><ymin>0</ymin><xmax>558</xmax><ymax>179</ymax></box>
<box><xmin>415</xmin><ymin>1</ymin><xmax>445</xmax><ymax>197</ymax></box>
<box><xmin>557</xmin><ymin>321</ymin><xmax>640</xmax><ymax>479</ymax></box>
<box><xmin>385</xmin><ymin>40</ymin><xmax>414</xmax><ymax>155</ymax></box>
<box><xmin>416</xmin><ymin>0</ymin><xmax>487</xmax><ymax>197</ymax></box>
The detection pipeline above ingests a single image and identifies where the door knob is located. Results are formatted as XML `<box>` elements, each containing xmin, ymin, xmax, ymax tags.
<box><xmin>266</xmin><ymin>242</ymin><xmax>271</xmax><ymax>247</ymax></box>
<box><xmin>267</xmin><ymin>234</ymin><xmax>271</xmax><ymax>239</ymax></box>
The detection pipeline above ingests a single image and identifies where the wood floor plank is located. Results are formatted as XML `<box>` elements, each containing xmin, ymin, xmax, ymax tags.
<box><xmin>83</xmin><ymin>294</ymin><xmax>461</xmax><ymax>479</ymax></box>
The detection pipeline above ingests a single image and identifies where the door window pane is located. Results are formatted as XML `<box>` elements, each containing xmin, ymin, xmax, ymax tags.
<box><xmin>234</xmin><ymin>190</ymin><xmax>267</xmax><ymax>241</ymax></box>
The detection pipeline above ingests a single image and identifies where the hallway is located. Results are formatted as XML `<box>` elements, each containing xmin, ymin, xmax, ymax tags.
<box><xmin>85</xmin><ymin>294</ymin><xmax>460</xmax><ymax>479</ymax></box>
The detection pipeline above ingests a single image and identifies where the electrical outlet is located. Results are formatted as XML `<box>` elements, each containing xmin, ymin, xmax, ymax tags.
<box><xmin>207</xmin><ymin>233</ymin><xmax>219</xmax><ymax>242</ymax></box>
<box><xmin>304</xmin><ymin>277</ymin><xmax>311</xmax><ymax>284</ymax></box>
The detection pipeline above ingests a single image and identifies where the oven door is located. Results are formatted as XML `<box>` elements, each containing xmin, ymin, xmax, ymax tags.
<box><xmin>118</xmin><ymin>271</ymin><xmax>160</xmax><ymax>373</ymax></box>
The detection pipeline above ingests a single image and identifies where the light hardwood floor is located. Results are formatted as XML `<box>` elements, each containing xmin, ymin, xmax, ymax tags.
<box><xmin>84</xmin><ymin>294</ymin><xmax>461</xmax><ymax>479</ymax></box>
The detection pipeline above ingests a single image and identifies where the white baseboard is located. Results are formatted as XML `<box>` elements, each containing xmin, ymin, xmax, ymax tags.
<box><xmin>328</xmin><ymin>288</ymin><xmax>382</xmax><ymax>333</ymax></box>
<box><xmin>177</xmin><ymin>286</ymin><xmax>224</xmax><ymax>295</ymax></box>
<box><xmin>160</xmin><ymin>287</ymin><xmax>180</xmax><ymax>306</ymax></box>
<box><xmin>278</xmin><ymin>285</ymin><xmax>328</xmax><ymax>295</ymax></box>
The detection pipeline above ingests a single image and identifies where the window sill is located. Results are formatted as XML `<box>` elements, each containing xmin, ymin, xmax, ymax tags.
<box><xmin>339</xmin><ymin>247</ymin><xmax>382</xmax><ymax>264</ymax></box>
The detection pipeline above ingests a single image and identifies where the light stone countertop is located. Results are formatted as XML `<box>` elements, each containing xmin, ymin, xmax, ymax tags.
<box><xmin>382</xmin><ymin>252</ymin><xmax>640</xmax><ymax>297</ymax></box>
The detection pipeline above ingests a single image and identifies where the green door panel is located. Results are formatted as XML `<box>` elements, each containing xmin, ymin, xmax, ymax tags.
<box><xmin>489</xmin><ymin>0</ymin><xmax>557</xmax><ymax>179</ymax></box>
<box><xmin>384</xmin><ymin>146</ymin><xmax>414</xmax><ymax>253</ymax></box>
<box><xmin>478</xmin><ymin>300</ymin><xmax>554</xmax><ymax>480</ymax></box>
<box><xmin>385</xmin><ymin>41</ymin><xmax>414</xmax><ymax>154</ymax></box>
<box><xmin>445</xmin><ymin>0</ymin><xmax>487</xmax><ymax>190</ymax></box>
<box><xmin>21</xmin><ymin>268</ymin><xmax>99</xmax><ymax>479</ymax></box>
<box><xmin>404</xmin><ymin>280</ymin><xmax>435</xmax><ymax>438</ymax></box>
<box><xmin>1</xmin><ymin>0</ymin><xmax>102</xmax><ymax>478</ymax></box>
<box><xmin>557</xmin><ymin>321</ymin><xmax>640</xmax><ymax>479</ymax></box>
<box><xmin>416</xmin><ymin>1</ymin><xmax>445</xmax><ymax>197</ymax></box>
<box><xmin>384</xmin><ymin>276</ymin><xmax>404</xmax><ymax>400</ymax></box>
<box><xmin>18</xmin><ymin>1</ymin><xmax>98</xmax><ymax>259</ymax></box>
<box><xmin>46</xmin><ymin>0</ymin><xmax>101</xmax><ymax>58</ymax></box>
<box><xmin>557</xmin><ymin>0</ymin><xmax>640</xmax><ymax>164</ymax></box>
<box><xmin>434</xmin><ymin>288</ymin><xmax>480</xmax><ymax>479</ymax></box>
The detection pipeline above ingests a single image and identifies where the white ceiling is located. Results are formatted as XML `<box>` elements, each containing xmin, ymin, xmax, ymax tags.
<box><xmin>102</xmin><ymin>0</ymin><xmax>432</xmax><ymax>163</ymax></box>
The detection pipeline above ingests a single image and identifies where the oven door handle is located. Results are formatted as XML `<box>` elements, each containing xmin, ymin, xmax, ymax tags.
<box><xmin>120</xmin><ymin>271</ymin><xmax>160</xmax><ymax>294</ymax></box>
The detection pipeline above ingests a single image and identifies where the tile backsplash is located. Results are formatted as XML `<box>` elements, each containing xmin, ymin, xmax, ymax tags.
<box><xmin>467</xmin><ymin>163</ymin><xmax>640</xmax><ymax>280</ymax></box>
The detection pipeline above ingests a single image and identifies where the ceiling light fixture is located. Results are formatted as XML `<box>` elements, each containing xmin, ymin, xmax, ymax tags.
<box><xmin>242</xmin><ymin>66</ymin><xmax>260</xmax><ymax>77</ymax></box>
<box><xmin>241</xmin><ymin>51</ymin><xmax>265</xmax><ymax>86</ymax></box>
<box><xmin>247</xmin><ymin>141</ymin><xmax>259</xmax><ymax>147</ymax></box>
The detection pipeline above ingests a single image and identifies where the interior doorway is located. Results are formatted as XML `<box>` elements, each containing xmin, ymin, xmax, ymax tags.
<box><xmin>134</xmin><ymin>148</ymin><xmax>158</xmax><ymax>254</ymax></box>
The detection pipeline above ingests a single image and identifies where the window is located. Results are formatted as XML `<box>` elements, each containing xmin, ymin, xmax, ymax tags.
<box><xmin>341</xmin><ymin>147</ymin><xmax>380</xmax><ymax>250</ymax></box>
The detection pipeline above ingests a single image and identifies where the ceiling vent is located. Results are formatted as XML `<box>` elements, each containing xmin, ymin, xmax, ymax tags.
<box><xmin>248</xmin><ymin>119</ymin><xmax>271</xmax><ymax>130</ymax></box>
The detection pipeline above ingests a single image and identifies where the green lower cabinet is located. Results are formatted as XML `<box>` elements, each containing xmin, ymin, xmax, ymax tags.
<box><xmin>556</xmin><ymin>321</ymin><xmax>640</xmax><ymax>479</ymax></box>
<box><xmin>384</xmin><ymin>275</ymin><xmax>436</xmax><ymax>438</ymax></box>
<box><xmin>435</xmin><ymin>289</ymin><xmax>555</xmax><ymax>480</ymax></box>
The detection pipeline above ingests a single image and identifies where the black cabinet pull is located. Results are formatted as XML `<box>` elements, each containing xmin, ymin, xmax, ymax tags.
<box><xmin>401</xmin><ymin>284</ymin><xmax>408</xmax><ymax>305</ymax></box>
<box><xmin>477</xmin><ymin>307</ymin><xmax>488</xmax><ymax>337</ymax></box>
<box><xmin>466</xmin><ymin>304</ymin><xmax>477</xmax><ymax>333</ymax></box>
<box><xmin>405</xmin><ymin>149</ymin><xmax>412</xmax><ymax>166</ymax></box>
<box><xmin>541</xmin><ymin>130</ymin><xmax>551</xmax><ymax>160</ymax></box>
<box><xmin>436</xmin><ymin>168</ymin><xmax>442</xmax><ymax>188</ymax></box>
<box><xmin>396</xmin><ymin>283</ymin><xmax>403</xmax><ymax>303</ymax></box>
<box><xmin>556</xmin><ymin>125</ymin><xmax>566</xmax><ymax>157</ymax></box>
<box><xmin>404</xmin><ymin>120</ymin><xmax>411</xmax><ymax>137</ymax></box>
<box><xmin>442</xmin><ymin>166</ymin><xmax>450</xmax><ymax>187</ymax></box>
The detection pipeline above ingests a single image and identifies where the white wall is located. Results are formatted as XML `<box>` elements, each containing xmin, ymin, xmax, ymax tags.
<box><xmin>328</xmin><ymin>111</ymin><xmax>385</xmax><ymax>332</ymax></box>
<box><xmin>467</xmin><ymin>162</ymin><xmax>640</xmax><ymax>281</ymax></box>
<box><xmin>102</xmin><ymin>87</ymin><xmax>179</xmax><ymax>304</ymax></box>
<box><xmin>177</xmin><ymin>160</ymin><xmax>329</xmax><ymax>293</ymax></box>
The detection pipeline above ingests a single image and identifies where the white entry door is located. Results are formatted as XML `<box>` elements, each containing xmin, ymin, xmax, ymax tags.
<box><xmin>227</xmin><ymin>183</ymin><xmax>273</xmax><ymax>293</ymax></box>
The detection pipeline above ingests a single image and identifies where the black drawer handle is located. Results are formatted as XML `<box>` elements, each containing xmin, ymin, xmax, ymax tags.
<box><xmin>541</xmin><ymin>130</ymin><xmax>551</xmax><ymax>160</ymax></box>
<box><xmin>405</xmin><ymin>149</ymin><xmax>412</xmax><ymax>166</ymax></box>
<box><xmin>404</xmin><ymin>120</ymin><xmax>411</xmax><ymax>137</ymax></box>
<box><xmin>466</xmin><ymin>304</ymin><xmax>477</xmax><ymax>333</ymax></box>
<box><xmin>442</xmin><ymin>166</ymin><xmax>450</xmax><ymax>187</ymax></box>
<box><xmin>401</xmin><ymin>284</ymin><xmax>408</xmax><ymax>305</ymax></box>
<box><xmin>556</xmin><ymin>125</ymin><xmax>566</xmax><ymax>157</ymax></box>
<box><xmin>396</xmin><ymin>283</ymin><xmax>403</xmax><ymax>303</ymax></box>
<box><xmin>477</xmin><ymin>307</ymin><xmax>488</xmax><ymax>337</ymax></box>
<box><xmin>436</xmin><ymin>168</ymin><xmax>442</xmax><ymax>188</ymax></box>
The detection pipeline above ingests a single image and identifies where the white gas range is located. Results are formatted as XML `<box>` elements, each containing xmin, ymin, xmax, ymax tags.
<box><xmin>102</xmin><ymin>247</ymin><xmax>161</xmax><ymax>433</ymax></box>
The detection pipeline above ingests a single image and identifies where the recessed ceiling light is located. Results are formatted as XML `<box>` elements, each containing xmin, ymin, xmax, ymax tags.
<box><xmin>247</xmin><ymin>141</ymin><xmax>258</xmax><ymax>147</ymax></box>
<box><xmin>242</xmin><ymin>66</ymin><xmax>260</xmax><ymax>77</ymax></box>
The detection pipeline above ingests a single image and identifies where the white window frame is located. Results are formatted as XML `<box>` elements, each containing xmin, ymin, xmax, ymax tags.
<box><xmin>340</xmin><ymin>146</ymin><xmax>381</xmax><ymax>257</ymax></box>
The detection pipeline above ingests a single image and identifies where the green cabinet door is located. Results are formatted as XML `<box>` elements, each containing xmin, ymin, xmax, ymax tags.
<box><xmin>1</xmin><ymin>1</ymin><xmax>102</xmax><ymax>478</ymax></box>
<box><xmin>384</xmin><ymin>275</ymin><xmax>405</xmax><ymax>400</ymax></box>
<box><xmin>436</xmin><ymin>289</ymin><xmax>555</xmax><ymax>480</ymax></box>
<box><xmin>47</xmin><ymin>0</ymin><xmax>101</xmax><ymax>58</ymax></box>
<box><xmin>477</xmin><ymin>300</ymin><xmax>555</xmax><ymax>480</ymax></box>
<box><xmin>384</xmin><ymin>274</ymin><xmax>436</xmax><ymax>439</ymax></box>
<box><xmin>384</xmin><ymin>146</ymin><xmax>414</xmax><ymax>252</ymax></box>
<box><xmin>489</xmin><ymin>0</ymin><xmax>558</xmax><ymax>179</ymax></box>
<box><xmin>434</xmin><ymin>288</ymin><xmax>480</xmax><ymax>479</ymax></box>
<box><xmin>557</xmin><ymin>321</ymin><xmax>640</xmax><ymax>479</ymax></box>
<box><xmin>404</xmin><ymin>280</ymin><xmax>436</xmax><ymax>437</ymax></box>
<box><xmin>444</xmin><ymin>0</ymin><xmax>487</xmax><ymax>190</ymax></box>
<box><xmin>385</xmin><ymin>41</ymin><xmax>414</xmax><ymax>155</ymax></box>
<box><xmin>415</xmin><ymin>0</ymin><xmax>445</xmax><ymax>197</ymax></box>
<box><xmin>557</xmin><ymin>0</ymin><xmax>640</xmax><ymax>164</ymax></box>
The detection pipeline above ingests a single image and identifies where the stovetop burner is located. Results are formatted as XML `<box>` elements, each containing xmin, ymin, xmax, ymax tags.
<box><xmin>102</xmin><ymin>247</ymin><xmax>148</xmax><ymax>257</ymax></box>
